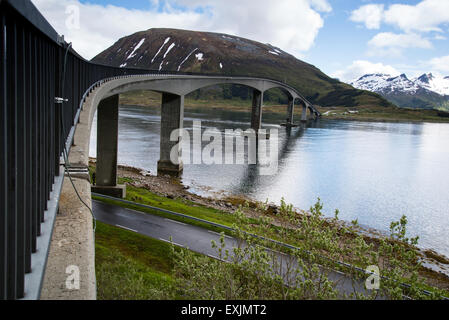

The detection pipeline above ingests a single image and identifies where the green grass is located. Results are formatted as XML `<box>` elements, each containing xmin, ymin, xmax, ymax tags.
<box><xmin>95</xmin><ymin>221</ymin><xmax>175</xmax><ymax>300</ymax></box>
<box><xmin>92</xmin><ymin>176</ymin><xmax>262</xmax><ymax>236</ymax></box>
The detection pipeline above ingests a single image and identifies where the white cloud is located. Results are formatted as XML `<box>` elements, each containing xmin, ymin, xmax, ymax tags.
<box><xmin>308</xmin><ymin>0</ymin><xmax>332</xmax><ymax>13</ymax></box>
<box><xmin>368</xmin><ymin>32</ymin><xmax>432</xmax><ymax>49</ymax></box>
<box><xmin>350</xmin><ymin>0</ymin><xmax>449</xmax><ymax>33</ymax></box>
<box><xmin>366</xmin><ymin>32</ymin><xmax>432</xmax><ymax>57</ymax></box>
<box><xmin>384</xmin><ymin>0</ymin><xmax>449</xmax><ymax>33</ymax></box>
<box><xmin>350</xmin><ymin>4</ymin><xmax>384</xmax><ymax>29</ymax></box>
<box><xmin>428</xmin><ymin>55</ymin><xmax>449</xmax><ymax>74</ymax></box>
<box><xmin>31</xmin><ymin>0</ymin><xmax>331</xmax><ymax>60</ymax></box>
<box><xmin>332</xmin><ymin>60</ymin><xmax>400</xmax><ymax>82</ymax></box>
<box><xmin>434</xmin><ymin>34</ymin><xmax>447</xmax><ymax>40</ymax></box>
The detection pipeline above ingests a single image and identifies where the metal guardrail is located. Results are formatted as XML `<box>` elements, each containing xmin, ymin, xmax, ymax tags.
<box><xmin>0</xmin><ymin>0</ymin><xmax>150</xmax><ymax>300</ymax></box>
<box><xmin>0</xmin><ymin>0</ymin><xmax>320</xmax><ymax>299</ymax></box>
<box><xmin>92</xmin><ymin>193</ymin><xmax>449</xmax><ymax>300</ymax></box>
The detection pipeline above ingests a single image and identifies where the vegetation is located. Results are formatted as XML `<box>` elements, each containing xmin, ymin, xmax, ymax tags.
<box><xmin>92</xmin><ymin>178</ymin><xmax>248</xmax><ymax>235</ymax></box>
<box><xmin>318</xmin><ymin>106</ymin><xmax>449</xmax><ymax>123</ymax></box>
<box><xmin>95</xmin><ymin>221</ymin><xmax>174</xmax><ymax>299</ymax></box>
<box><xmin>119</xmin><ymin>90</ymin><xmax>449</xmax><ymax>123</ymax></box>
<box><xmin>95</xmin><ymin>192</ymin><xmax>448</xmax><ymax>299</ymax></box>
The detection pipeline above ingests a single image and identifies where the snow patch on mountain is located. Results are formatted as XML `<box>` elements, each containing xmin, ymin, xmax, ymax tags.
<box><xmin>163</xmin><ymin>42</ymin><xmax>176</xmax><ymax>59</ymax></box>
<box><xmin>413</xmin><ymin>73</ymin><xmax>449</xmax><ymax>96</ymax></box>
<box><xmin>351</xmin><ymin>73</ymin><xmax>420</xmax><ymax>94</ymax></box>
<box><xmin>151</xmin><ymin>37</ymin><xmax>170</xmax><ymax>63</ymax></box>
<box><xmin>195</xmin><ymin>53</ymin><xmax>204</xmax><ymax>61</ymax></box>
<box><xmin>126</xmin><ymin>38</ymin><xmax>145</xmax><ymax>60</ymax></box>
<box><xmin>177</xmin><ymin>48</ymin><xmax>198</xmax><ymax>71</ymax></box>
<box><xmin>351</xmin><ymin>73</ymin><xmax>449</xmax><ymax>97</ymax></box>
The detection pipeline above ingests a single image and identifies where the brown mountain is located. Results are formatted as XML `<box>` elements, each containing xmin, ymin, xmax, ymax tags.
<box><xmin>92</xmin><ymin>28</ymin><xmax>393</xmax><ymax>108</ymax></box>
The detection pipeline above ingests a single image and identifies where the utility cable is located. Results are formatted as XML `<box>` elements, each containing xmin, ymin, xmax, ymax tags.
<box><xmin>58</xmin><ymin>41</ymin><xmax>97</xmax><ymax>232</ymax></box>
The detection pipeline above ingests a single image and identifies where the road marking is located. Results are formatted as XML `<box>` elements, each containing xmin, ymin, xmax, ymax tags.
<box><xmin>159</xmin><ymin>238</ymin><xmax>184</xmax><ymax>248</ymax></box>
<box><xmin>126</xmin><ymin>208</ymin><xmax>147</xmax><ymax>215</ymax></box>
<box><xmin>164</xmin><ymin>218</ymin><xmax>187</xmax><ymax>226</ymax></box>
<box><xmin>207</xmin><ymin>230</ymin><xmax>233</xmax><ymax>239</ymax></box>
<box><xmin>263</xmin><ymin>246</ymin><xmax>288</xmax><ymax>256</ymax></box>
<box><xmin>207</xmin><ymin>254</ymin><xmax>226</xmax><ymax>262</ymax></box>
<box><xmin>115</xmin><ymin>224</ymin><xmax>137</xmax><ymax>233</ymax></box>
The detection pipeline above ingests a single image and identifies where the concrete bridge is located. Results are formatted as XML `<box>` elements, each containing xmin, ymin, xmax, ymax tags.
<box><xmin>85</xmin><ymin>74</ymin><xmax>320</xmax><ymax>197</ymax></box>
<box><xmin>0</xmin><ymin>0</ymin><xmax>319</xmax><ymax>300</ymax></box>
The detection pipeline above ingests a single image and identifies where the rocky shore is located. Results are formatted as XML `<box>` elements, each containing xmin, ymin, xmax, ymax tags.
<box><xmin>90</xmin><ymin>159</ymin><xmax>449</xmax><ymax>291</ymax></box>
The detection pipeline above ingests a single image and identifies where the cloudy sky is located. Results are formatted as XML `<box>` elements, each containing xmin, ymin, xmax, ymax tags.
<box><xmin>32</xmin><ymin>0</ymin><xmax>449</xmax><ymax>82</ymax></box>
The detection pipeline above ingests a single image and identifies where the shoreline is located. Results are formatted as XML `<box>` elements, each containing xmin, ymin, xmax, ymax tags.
<box><xmin>90</xmin><ymin>159</ymin><xmax>449</xmax><ymax>289</ymax></box>
<box><xmin>118</xmin><ymin>94</ymin><xmax>449</xmax><ymax>124</ymax></box>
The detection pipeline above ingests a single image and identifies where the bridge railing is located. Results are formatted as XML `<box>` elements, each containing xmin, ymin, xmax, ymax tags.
<box><xmin>0</xmin><ymin>0</ymin><xmax>152</xmax><ymax>300</ymax></box>
<box><xmin>1</xmin><ymin>0</ymin><xmax>319</xmax><ymax>299</ymax></box>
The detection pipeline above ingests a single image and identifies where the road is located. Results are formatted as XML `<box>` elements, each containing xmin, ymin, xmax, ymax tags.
<box><xmin>92</xmin><ymin>200</ymin><xmax>378</xmax><ymax>298</ymax></box>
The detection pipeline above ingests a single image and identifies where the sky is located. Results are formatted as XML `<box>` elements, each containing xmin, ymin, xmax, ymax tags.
<box><xmin>31</xmin><ymin>0</ymin><xmax>449</xmax><ymax>82</ymax></box>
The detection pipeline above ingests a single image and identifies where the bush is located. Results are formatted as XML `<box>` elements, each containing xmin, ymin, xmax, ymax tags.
<box><xmin>170</xmin><ymin>199</ymin><xmax>446</xmax><ymax>300</ymax></box>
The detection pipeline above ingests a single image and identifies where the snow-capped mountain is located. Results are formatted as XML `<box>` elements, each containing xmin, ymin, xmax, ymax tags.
<box><xmin>351</xmin><ymin>73</ymin><xmax>421</xmax><ymax>94</ymax></box>
<box><xmin>350</xmin><ymin>73</ymin><xmax>449</xmax><ymax>110</ymax></box>
<box><xmin>413</xmin><ymin>73</ymin><xmax>449</xmax><ymax>96</ymax></box>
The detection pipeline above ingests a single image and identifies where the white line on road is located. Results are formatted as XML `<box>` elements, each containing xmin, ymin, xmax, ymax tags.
<box><xmin>207</xmin><ymin>254</ymin><xmax>226</xmax><ymax>262</ymax></box>
<box><xmin>115</xmin><ymin>224</ymin><xmax>138</xmax><ymax>233</ymax></box>
<box><xmin>263</xmin><ymin>246</ymin><xmax>288</xmax><ymax>256</ymax></box>
<box><xmin>164</xmin><ymin>218</ymin><xmax>187</xmax><ymax>226</ymax></box>
<box><xmin>207</xmin><ymin>230</ymin><xmax>233</xmax><ymax>239</ymax></box>
<box><xmin>159</xmin><ymin>237</ymin><xmax>184</xmax><ymax>248</ymax></box>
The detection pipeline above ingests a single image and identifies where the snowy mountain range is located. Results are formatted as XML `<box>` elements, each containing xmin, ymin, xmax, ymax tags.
<box><xmin>350</xmin><ymin>73</ymin><xmax>449</xmax><ymax>110</ymax></box>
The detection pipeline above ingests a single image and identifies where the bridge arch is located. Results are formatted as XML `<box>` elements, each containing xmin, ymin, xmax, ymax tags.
<box><xmin>82</xmin><ymin>74</ymin><xmax>320</xmax><ymax>198</ymax></box>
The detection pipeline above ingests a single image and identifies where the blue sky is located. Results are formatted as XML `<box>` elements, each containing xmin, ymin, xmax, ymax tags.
<box><xmin>33</xmin><ymin>0</ymin><xmax>449</xmax><ymax>82</ymax></box>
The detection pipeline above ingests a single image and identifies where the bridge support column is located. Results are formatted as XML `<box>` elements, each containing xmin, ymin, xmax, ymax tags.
<box><xmin>301</xmin><ymin>101</ymin><xmax>308</xmax><ymax>122</ymax></box>
<box><xmin>250</xmin><ymin>90</ymin><xmax>263</xmax><ymax>132</ymax></box>
<box><xmin>91</xmin><ymin>94</ymin><xmax>126</xmax><ymax>198</ymax></box>
<box><xmin>158</xmin><ymin>93</ymin><xmax>184</xmax><ymax>176</ymax></box>
<box><xmin>287</xmin><ymin>98</ymin><xmax>294</xmax><ymax>124</ymax></box>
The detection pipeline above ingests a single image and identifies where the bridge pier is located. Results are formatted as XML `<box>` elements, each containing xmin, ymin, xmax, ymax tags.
<box><xmin>91</xmin><ymin>94</ymin><xmax>126</xmax><ymax>198</ymax></box>
<box><xmin>287</xmin><ymin>98</ymin><xmax>294</xmax><ymax>124</ymax></box>
<box><xmin>250</xmin><ymin>89</ymin><xmax>263</xmax><ymax>132</ymax></box>
<box><xmin>157</xmin><ymin>93</ymin><xmax>184</xmax><ymax>176</ymax></box>
<box><xmin>300</xmin><ymin>101</ymin><xmax>308</xmax><ymax>122</ymax></box>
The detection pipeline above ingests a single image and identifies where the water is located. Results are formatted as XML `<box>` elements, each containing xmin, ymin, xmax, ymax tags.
<box><xmin>90</xmin><ymin>105</ymin><xmax>449</xmax><ymax>257</ymax></box>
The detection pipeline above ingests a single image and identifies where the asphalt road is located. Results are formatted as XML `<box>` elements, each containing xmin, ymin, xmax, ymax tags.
<box><xmin>92</xmin><ymin>200</ymin><xmax>378</xmax><ymax>298</ymax></box>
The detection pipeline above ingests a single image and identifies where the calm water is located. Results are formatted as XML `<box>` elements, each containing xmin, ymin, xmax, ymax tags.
<box><xmin>90</xmin><ymin>105</ymin><xmax>449</xmax><ymax>257</ymax></box>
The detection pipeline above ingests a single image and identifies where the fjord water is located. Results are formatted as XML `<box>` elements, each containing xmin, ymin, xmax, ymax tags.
<box><xmin>90</xmin><ymin>105</ymin><xmax>449</xmax><ymax>257</ymax></box>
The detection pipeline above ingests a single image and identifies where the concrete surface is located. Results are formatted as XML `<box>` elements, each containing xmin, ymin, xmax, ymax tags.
<box><xmin>40</xmin><ymin>73</ymin><xmax>320</xmax><ymax>300</ymax></box>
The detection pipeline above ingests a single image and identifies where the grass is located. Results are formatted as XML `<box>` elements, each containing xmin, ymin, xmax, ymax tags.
<box><xmin>92</xmin><ymin>175</ymin><xmax>259</xmax><ymax>236</ymax></box>
<box><xmin>119</xmin><ymin>90</ymin><xmax>449</xmax><ymax>123</ymax></box>
<box><xmin>91</xmin><ymin>166</ymin><xmax>449</xmax><ymax>297</ymax></box>
<box><xmin>95</xmin><ymin>221</ymin><xmax>175</xmax><ymax>300</ymax></box>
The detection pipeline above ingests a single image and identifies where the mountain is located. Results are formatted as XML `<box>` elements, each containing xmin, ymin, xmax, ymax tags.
<box><xmin>92</xmin><ymin>28</ymin><xmax>393</xmax><ymax>109</ymax></box>
<box><xmin>413</xmin><ymin>73</ymin><xmax>449</xmax><ymax>96</ymax></box>
<box><xmin>350</xmin><ymin>73</ymin><xmax>449</xmax><ymax>110</ymax></box>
